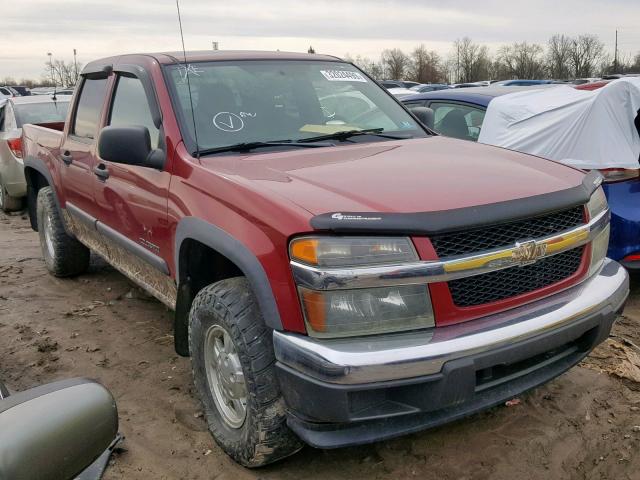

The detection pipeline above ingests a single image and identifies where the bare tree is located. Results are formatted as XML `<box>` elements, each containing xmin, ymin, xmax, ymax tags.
<box><xmin>381</xmin><ymin>48</ymin><xmax>411</xmax><ymax>80</ymax></box>
<box><xmin>345</xmin><ymin>54</ymin><xmax>385</xmax><ymax>80</ymax></box>
<box><xmin>546</xmin><ymin>34</ymin><xmax>573</xmax><ymax>79</ymax></box>
<box><xmin>497</xmin><ymin>42</ymin><xmax>546</xmax><ymax>79</ymax></box>
<box><xmin>450</xmin><ymin>37</ymin><xmax>492</xmax><ymax>83</ymax></box>
<box><xmin>569</xmin><ymin>34</ymin><xmax>605</xmax><ymax>78</ymax></box>
<box><xmin>43</xmin><ymin>59</ymin><xmax>82</xmax><ymax>87</ymax></box>
<box><xmin>633</xmin><ymin>52</ymin><xmax>640</xmax><ymax>72</ymax></box>
<box><xmin>410</xmin><ymin>45</ymin><xmax>444</xmax><ymax>83</ymax></box>
<box><xmin>600</xmin><ymin>51</ymin><xmax>636</xmax><ymax>75</ymax></box>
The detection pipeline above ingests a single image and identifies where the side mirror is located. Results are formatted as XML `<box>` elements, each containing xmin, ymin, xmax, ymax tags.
<box><xmin>98</xmin><ymin>125</ymin><xmax>165</xmax><ymax>169</ymax></box>
<box><xmin>0</xmin><ymin>378</ymin><xmax>118</xmax><ymax>480</ymax></box>
<box><xmin>409</xmin><ymin>106</ymin><xmax>435</xmax><ymax>130</ymax></box>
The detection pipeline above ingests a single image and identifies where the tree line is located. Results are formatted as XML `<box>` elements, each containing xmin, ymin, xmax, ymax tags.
<box><xmin>2</xmin><ymin>59</ymin><xmax>82</xmax><ymax>88</ymax></box>
<box><xmin>2</xmin><ymin>34</ymin><xmax>639</xmax><ymax>88</ymax></box>
<box><xmin>345</xmin><ymin>34</ymin><xmax>640</xmax><ymax>83</ymax></box>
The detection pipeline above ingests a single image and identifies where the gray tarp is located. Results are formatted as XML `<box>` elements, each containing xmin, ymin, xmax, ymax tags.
<box><xmin>478</xmin><ymin>78</ymin><xmax>640</xmax><ymax>170</ymax></box>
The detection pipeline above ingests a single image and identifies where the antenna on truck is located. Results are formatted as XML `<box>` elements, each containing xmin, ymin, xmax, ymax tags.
<box><xmin>176</xmin><ymin>0</ymin><xmax>201</xmax><ymax>159</ymax></box>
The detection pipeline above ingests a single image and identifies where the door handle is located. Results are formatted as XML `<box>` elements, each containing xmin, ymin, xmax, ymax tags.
<box><xmin>61</xmin><ymin>150</ymin><xmax>73</xmax><ymax>165</ymax></box>
<box><xmin>93</xmin><ymin>163</ymin><xmax>110</xmax><ymax>181</ymax></box>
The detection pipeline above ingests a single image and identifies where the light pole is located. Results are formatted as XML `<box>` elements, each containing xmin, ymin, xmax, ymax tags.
<box><xmin>73</xmin><ymin>49</ymin><xmax>78</xmax><ymax>84</ymax></box>
<box><xmin>47</xmin><ymin>52</ymin><xmax>54</xmax><ymax>87</ymax></box>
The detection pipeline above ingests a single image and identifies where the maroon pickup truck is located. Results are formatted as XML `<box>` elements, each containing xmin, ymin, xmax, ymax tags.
<box><xmin>21</xmin><ymin>51</ymin><xmax>628</xmax><ymax>466</ymax></box>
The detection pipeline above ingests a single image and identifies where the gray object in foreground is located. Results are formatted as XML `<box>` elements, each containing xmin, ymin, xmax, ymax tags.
<box><xmin>0</xmin><ymin>378</ymin><xmax>119</xmax><ymax>480</ymax></box>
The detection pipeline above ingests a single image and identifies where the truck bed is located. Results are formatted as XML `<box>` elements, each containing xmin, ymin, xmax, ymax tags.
<box><xmin>22</xmin><ymin>123</ymin><xmax>64</xmax><ymax>157</ymax></box>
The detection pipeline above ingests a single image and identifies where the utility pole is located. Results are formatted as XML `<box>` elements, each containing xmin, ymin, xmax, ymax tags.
<box><xmin>47</xmin><ymin>52</ymin><xmax>54</xmax><ymax>87</ymax></box>
<box><xmin>614</xmin><ymin>30</ymin><xmax>618</xmax><ymax>74</ymax></box>
<box><xmin>73</xmin><ymin>49</ymin><xmax>78</xmax><ymax>83</ymax></box>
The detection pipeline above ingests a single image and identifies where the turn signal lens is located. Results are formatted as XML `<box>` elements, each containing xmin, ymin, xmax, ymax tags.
<box><xmin>289</xmin><ymin>236</ymin><xmax>417</xmax><ymax>267</ymax></box>
<box><xmin>299</xmin><ymin>284</ymin><xmax>434</xmax><ymax>338</ymax></box>
<box><xmin>290</xmin><ymin>238</ymin><xmax>319</xmax><ymax>265</ymax></box>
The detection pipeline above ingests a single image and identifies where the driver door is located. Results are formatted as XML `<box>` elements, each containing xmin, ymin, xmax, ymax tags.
<box><xmin>91</xmin><ymin>70</ymin><xmax>172</xmax><ymax>272</ymax></box>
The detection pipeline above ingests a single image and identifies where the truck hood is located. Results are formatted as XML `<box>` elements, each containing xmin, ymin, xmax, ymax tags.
<box><xmin>202</xmin><ymin>137</ymin><xmax>586</xmax><ymax>216</ymax></box>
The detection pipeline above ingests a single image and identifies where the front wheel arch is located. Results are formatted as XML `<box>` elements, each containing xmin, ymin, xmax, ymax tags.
<box><xmin>174</xmin><ymin>218</ymin><xmax>284</xmax><ymax>356</ymax></box>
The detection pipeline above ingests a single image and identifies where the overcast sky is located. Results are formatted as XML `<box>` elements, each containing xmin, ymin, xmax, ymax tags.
<box><xmin>3</xmin><ymin>0</ymin><xmax>639</xmax><ymax>80</ymax></box>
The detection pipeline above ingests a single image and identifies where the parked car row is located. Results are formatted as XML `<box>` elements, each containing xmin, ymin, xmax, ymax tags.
<box><xmin>6</xmin><ymin>50</ymin><xmax>628</xmax><ymax>469</ymax></box>
<box><xmin>0</xmin><ymin>85</ymin><xmax>77</xmax><ymax>99</ymax></box>
<box><xmin>381</xmin><ymin>74</ymin><xmax>640</xmax><ymax>96</ymax></box>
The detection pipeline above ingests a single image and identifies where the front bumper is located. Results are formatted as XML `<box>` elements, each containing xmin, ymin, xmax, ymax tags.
<box><xmin>274</xmin><ymin>259</ymin><xmax>629</xmax><ymax>448</ymax></box>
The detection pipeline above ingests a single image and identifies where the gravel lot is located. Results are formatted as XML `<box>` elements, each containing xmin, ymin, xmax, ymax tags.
<box><xmin>1</xmin><ymin>210</ymin><xmax>639</xmax><ymax>480</ymax></box>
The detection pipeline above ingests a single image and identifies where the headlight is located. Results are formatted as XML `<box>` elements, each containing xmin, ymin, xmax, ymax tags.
<box><xmin>290</xmin><ymin>236</ymin><xmax>418</xmax><ymax>267</ymax></box>
<box><xmin>290</xmin><ymin>236</ymin><xmax>434</xmax><ymax>337</ymax></box>
<box><xmin>299</xmin><ymin>284</ymin><xmax>435</xmax><ymax>338</ymax></box>
<box><xmin>587</xmin><ymin>187</ymin><xmax>610</xmax><ymax>275</ymax></box>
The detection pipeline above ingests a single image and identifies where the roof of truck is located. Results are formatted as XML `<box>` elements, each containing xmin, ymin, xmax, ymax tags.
<box><xmin>156</xmin><ymin>50</ymin><xmax>342</xmax><ymax>63</ymax></box>
<box><xmin>82</xmin><ymin>50</ymin><xmax>344</xmax><ymax>75</ymax></box>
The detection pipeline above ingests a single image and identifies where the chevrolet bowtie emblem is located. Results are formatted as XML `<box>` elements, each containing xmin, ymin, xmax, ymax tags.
<box><xmin>512</xmin><ymin>240</ymin><xmax>548</xmax><ymax>266</ymax></box>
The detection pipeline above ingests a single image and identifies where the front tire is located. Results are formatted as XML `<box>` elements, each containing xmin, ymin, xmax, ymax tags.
<box><xmin>188</xmin><ymin>277</ymin><xmax>302</xmax><ymax>467</ymax></box>
<box><xmin>37</xmin><ymin>186</ymin><xmax>90</xmax><ymax>277</ymax></box>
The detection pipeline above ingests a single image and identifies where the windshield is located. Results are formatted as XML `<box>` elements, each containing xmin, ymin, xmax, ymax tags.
<box><xmin>164</xmin><ymin>60</ymin><xmax>427</xmax><ymax>154</ymax></box>
<box><xmin>14</xmin><ymin>101</ymin><xmax>69</xmax><ymax>127</ymax></box>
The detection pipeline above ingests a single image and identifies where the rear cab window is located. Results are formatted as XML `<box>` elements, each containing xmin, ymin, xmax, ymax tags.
<box><xmin>13</xmin><ymin>101</ymin><xmax>70</xmax><ymax>127</ymax></box>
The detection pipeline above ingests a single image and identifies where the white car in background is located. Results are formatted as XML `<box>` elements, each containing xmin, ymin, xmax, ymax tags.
<box><xmin>387</xmin><ymin>87</ymin><xmax>418</xmax><ymax>98</ymax></box>
<box><xmin>0</xmin><ymin>86</ymin><xmax>18</xmax><ymax>98</ymax></box>
<box><xmin>0</xmin><ymin>95</ymin><xmax>70</xmax><ymax>211</ymax></box>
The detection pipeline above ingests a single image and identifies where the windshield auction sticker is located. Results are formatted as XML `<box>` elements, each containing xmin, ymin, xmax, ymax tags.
<box><xmin>320</xmin><ymin>70</ymin><xmax>367</xmax><ymax>82</ymax></box>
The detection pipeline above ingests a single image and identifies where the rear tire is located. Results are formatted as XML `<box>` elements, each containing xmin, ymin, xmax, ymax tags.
<box><xmin>37</xmin><ymin>186</ymin><xmax>90</xmax><ymax>277</ymax></box>
<box><xmin>0</xmin><ymin>178</ymin><xmax>22</xmax><ymax>212</ymax></box>
<box><xmin>189</xmin><ymin>277</ymin><xmax>302</xmax><ymax>467</ymax></box>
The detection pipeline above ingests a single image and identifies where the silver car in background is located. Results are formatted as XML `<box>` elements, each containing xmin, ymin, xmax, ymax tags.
<box><xmin>0</xmin><ymin>95</ymin><xmax>70</xmax><ymax>211</ymax></box>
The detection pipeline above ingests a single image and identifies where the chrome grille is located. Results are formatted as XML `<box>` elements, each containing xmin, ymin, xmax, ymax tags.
<box><xmin>430</xmin><ymin>206</ymin><xmax>585</xmax><ymax>258</ymax></box>
<box><xmin>430</xmin><ymin>206</ymin><xmax>586</xmax><ymax>307</ymax></box>
<box><xmin>447</xmin><ymin>248</ymin><xmax>584</xmax><ymax>307</ymax></box>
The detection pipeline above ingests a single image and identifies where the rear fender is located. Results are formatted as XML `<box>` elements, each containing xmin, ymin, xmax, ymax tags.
<box><xmin>23</xmin><ymin>156</ymin><xmax>70</xmax><ymax>235</ymax></box>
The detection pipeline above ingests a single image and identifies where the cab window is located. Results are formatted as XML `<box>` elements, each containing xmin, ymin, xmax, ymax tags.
<box><xmin>72</xmin><ymin>78</ymin><xmax>108</xmax><ymax>140</ymax></box>
<box><xmin>429</xmin><ymin>102</ymin><xmax>486</xmax><ymax>141</ymax></box>
<box><xmin>108</xmin><ymin>75</ymin><xmax>159</xmax><ymax>149</ymax></box>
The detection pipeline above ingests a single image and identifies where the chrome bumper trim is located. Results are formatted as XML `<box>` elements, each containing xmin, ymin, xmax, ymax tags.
<box><xmin>274</xmin><ymin>258</ymin><xmax>628</xmax><ymax>385</ymax></box>
<box><xmin>292</xmin><ymin>209</ymin><xmax>609</xmax><ymax>291</ymax></box>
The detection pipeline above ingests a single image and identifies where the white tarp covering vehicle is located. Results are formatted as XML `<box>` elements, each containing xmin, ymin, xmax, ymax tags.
<box><xmin>478</xmin><ymin>78</ymin><xmax>640</xmax><ymax>170</ymax></box>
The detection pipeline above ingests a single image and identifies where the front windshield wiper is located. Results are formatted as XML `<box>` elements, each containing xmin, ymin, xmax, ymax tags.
<box><xmin>297</xmin><ymin>128</ymin><xmax>413</xmax><ymax>143</ymax></box>
<box><xmin>196</xmin><ymin>140</ymin><xmax>335</xmax><ymax>156</ymax></box>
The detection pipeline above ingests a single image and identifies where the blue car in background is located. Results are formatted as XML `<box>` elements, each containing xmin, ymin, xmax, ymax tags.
<box><xmin>402</xmin><ymin>86</ymin><xmax>640</xmax><ymax>268</ymax></box>
<box><xmin>493</xmin><ymin>79</ymin><xmax>566</xmax><ymax>87</ymax></box>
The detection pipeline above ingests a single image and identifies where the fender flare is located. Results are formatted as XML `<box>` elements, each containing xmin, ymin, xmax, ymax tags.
<box><xmin>23</xmin><ymin>156</ymin><xmax>71</xmax><ymax>235</ymax></box>
<box><xmin>175</xmin><ymin>217</ymin><xmax>284</xmax><ymax>331</ymax></box>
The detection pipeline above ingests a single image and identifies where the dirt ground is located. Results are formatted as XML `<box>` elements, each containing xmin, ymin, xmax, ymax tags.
<box><xmin>1</xmin><ymin>210</ymin><xmax>640</xmax><ymax>480</ymax></box>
